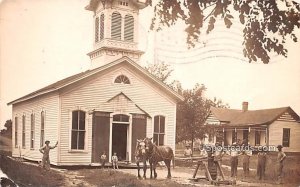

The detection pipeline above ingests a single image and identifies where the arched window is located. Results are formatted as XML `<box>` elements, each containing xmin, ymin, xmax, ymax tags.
<box><xmin>153</xmin><ymin>115</ymin><xmax>165</xmax><ymax>146</ymax></box>
<box><xmin>95</xmin><ymin>17</ymin><xmax>99</xmax><ymax>42</ymax></box>
<box><xmin>124</xmin><ymin>14</ymin><xmax>134</xmax><ymax>41</ymax></box>
<box><xmin>40</xmin><ymin>111</ymin><xmax>45</xmax><ymax>147</ymax></box>
<box><xmin>100</xmin><ymin>14</ymin><xmax>105</xmax><ymax>40</ymax></box>
<box><xmin>71</xmin><ymin>110</ymin><xmax>86</xmax><ymax>150</ymax></box>
<box><xmin>111</xmin><ymin>12</ymin><xmax>122</xmax><ymax>40</ymax></box>
<box><xmin>114</xmin><ymin>75</ymin><xmax>130</xmax><ymax>84</ymax></box>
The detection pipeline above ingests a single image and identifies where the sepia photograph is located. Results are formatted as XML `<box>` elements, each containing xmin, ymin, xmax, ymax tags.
<box><xmin>0</xmin><ymin>0</ymin><xmax>300</xmax><ymax>186</ymax></box>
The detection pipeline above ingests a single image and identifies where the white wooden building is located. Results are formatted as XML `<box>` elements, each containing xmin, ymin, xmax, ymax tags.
<box><xmin>8</xmin><ymin>0</ymin><xmax>183</xmax><ymax>166</ymax></box>
<box><xmin>204</xmin><ymin>102</ymin><xmax>300</xmax><ymax>152</ymax></box>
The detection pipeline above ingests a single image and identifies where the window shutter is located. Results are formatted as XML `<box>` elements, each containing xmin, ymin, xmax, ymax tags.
<box><xmin>95</xmin><ymin>17</ymin><xmax>99</xmax><ymax>42</ymax></box>
<box><xmin>124</xmin><ymin>14</ymin><xmax>134</xmax><ymax>41</ymax></box>
<box><xmin>100</xmin><ymin>14</ymin><xmax>104</xmax><ymax>40</ymax></box>
<box><xmin>111</xmin><ymin>12</ymin><xmax>121</xmax><ymax>40</ymax></box>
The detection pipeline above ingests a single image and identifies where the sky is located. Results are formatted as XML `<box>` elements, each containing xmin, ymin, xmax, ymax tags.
<box><xmin>0</xmin><ymin>0</ymin><xmax>300</xmax><ymax>129</ymax></box>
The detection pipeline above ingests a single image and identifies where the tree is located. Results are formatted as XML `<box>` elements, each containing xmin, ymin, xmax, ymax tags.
<box><xmin>149</xmin><ymin>0</ymin><xmax>300</xmax><ymax>64</ymax></box>
<box><xmin>176</xmin><ymin>84</ymin><xmax>210</xmax><ymax>149</ymax></box>
<box><xmin>145</xmin><ymin>61</ymin><xmax>174</xmax><ymax>83</ymax></box>
<box><xmin>0</xmin><ymin>120</ymin><xmax>12</xmax><ymax>138</ymax></box>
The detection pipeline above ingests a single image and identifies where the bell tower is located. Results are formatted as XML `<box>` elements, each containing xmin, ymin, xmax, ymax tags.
<box><xmin>85</xmin><ymin>0</ymin><xmax>148</xmax><ymax>69</ymax></box>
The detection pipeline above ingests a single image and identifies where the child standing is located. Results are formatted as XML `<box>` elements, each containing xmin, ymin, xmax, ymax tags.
<box><xmin>100</xmin><ymin>151</ymin><xmax>107</xmax><ymax>169</ymax></box>
<box><xmin>112</xmin><ymin>152</ymin><xmax>119</xmax><ymax>169</ymax></box>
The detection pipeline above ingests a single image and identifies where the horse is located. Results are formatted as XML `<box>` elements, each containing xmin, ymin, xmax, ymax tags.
<box><xmin>143</xmin><ymin>137</ymin><xmax>174</xmax><ymax>179</ymax></box>
<box><xmin>135</xmin><ymin>139</ymin><xmax>148</xmax><ymax>179</ymax></box>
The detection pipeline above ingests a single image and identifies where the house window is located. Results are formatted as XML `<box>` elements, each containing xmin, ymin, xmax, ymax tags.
<box><xmin>113</xmin><ymin>114</ymin><xmax>129</xmax><ymax>122</ymax></box>
<box><xmin>100</xmin><ymin>14</ymin><xmax>104</xmax><ymax>40</ymax></box>
<box><xmin>114</xmin><ymin>75</ymin><xmax>130</xmax><ymax>84</ymax></box>
<box><xmin>15</xmin><ymin>116</ymin><xmax>18</xmax><ymax>147</ymax></box>
<box><xmin>22</xmin><ymin>114</ymin><xmax>26</xmax><ymax>148</ymax></box>
<box><xmin>40</xmin><ymin>111</ymin><xmax>45</xmax><ymax>147</ymax></box>
<box><xmin>95</xmin><ymin>17</ymin><xmax>99</xmax><ymax>42</ymax></box>
<box><xmin>232</xmin><ymin>130</ymin><xmax>237</xmax><ymax>144</ymax></box>
<box><xmin>282</xmin><ymin>128</ymin><xmax>290</xmax><ymax>147</ymax></box>
<box><xmin>255</xmin><ymin>130</ymin><xmax>261</xmax><ymax>146</ymax></box>
<box><xmin>71</xmin><ymin>110</ymin><xmax>86</xmax><ymax>150</ymax></box>
<box><xmin>111</xmin><ymin>12</ymin><xmax>122</xmax><ymax>40</ymax></box>
<box><xmin>124</xmin><ymin>14</ymin><xmax>134</xmax><ymax>41</ymax></box>
<box><xmin>30</xmin><ymin>113</ymin><xmax>35</xmax><ymax>149</ymax></box>
<box><xmin>153</xmin><ymin>115</ymin><xmax>165</xmax><ymax>146</ymax></box>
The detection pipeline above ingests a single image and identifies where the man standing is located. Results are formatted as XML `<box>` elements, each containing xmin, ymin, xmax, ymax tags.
<box><xmin>257</xmin><ymin>148</ymin><xmax>267</xmax><ymax>180</ymax></box>
<box><xmin>183</xmin><ymin>144</ymin><xmax>193</xmax><ymax>162</ymax></box>
<box><xmin>277</xmin><ymin>145</ymin><xmax>286</xmax><ymax>184</ymax></box>
<box><xmin>242</xmin><ymin>141</ymin><xmax>252</xmax><ymax>177</ymax></box>
<box><xmin>39</xmin><ymin>140</ymin><xmax>58</xmax><ymax>170</ymax></box>
<box><xmin>100</xmin><ymin>151</ymin><xmax>107</xmax><ymax>169</ymax></box>
<box><xmin>228</xmin><ymin>142</ymin><xmax>241</xmax><ymax>179</ymax></box>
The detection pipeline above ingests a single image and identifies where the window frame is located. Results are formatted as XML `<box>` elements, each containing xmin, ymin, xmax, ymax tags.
<box><xmin>70</xmin><ymin>110</ymin><xmax>86</xmax><ymax>151</ymax></box>
<box><xmin>15</xmin><ymin>116</ymin><xmax>18</xmax><ymax>148</ymax></box>
<box><xmin>40</xmin><ymin>111</ymin><xmax>45</xmax><ymax>148</ymax></box>
<box><xmin>255</xmin><ymin>130</ymin><xmax>261</xmax><ymax>146</ymax></box>
<box><xmin>22</xmin><ymin>114</ymin><xmax>26</xmax><ymax>148</ymax></box>
<box><xmin>153</xmin><ymin>115</ymin><xmax>165</xmax><ymax>146</ymax></box>
<box><xmin>30</xmin><ymin>113</ymin><xmax>35</xmax><ymax>149</ymax></box>
<box><xmin>282</xmin><ymin>128</ymin><xmax>290</xmax><ymax>147</ymax></box>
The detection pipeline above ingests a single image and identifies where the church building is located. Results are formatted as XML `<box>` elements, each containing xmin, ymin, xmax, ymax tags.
<box><xmin>8</xmin><ymin>0</ymin><xmax>183</xmax><ymax>165</ymax></box>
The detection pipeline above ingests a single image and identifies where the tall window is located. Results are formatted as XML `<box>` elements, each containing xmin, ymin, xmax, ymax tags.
<box><xmin>255</xmin><ymin>130</ymin><xmax>261</xmax><ymax>146</ymax></box>
<box><xmin>232</xmin><ymin>130</ymin><xmax>237</xmax><ymax>144</ymax></box>
<box><xmin>124</xmin><ymin>14</ymin><xmax>134</xmax><ymax>41</ymax></box>
<box><xmin>30</xmin><ymin>113</ymin><xmax>35</xmax><ymax>149</ymax></box>
<box><xmin>15</xmin><ymin>116</ymin><xmax>18</xmax><ymax>147</ymax></box>
<box><xmin>100</xmin><ymin>14</ymin><xmax>104</xmax><ymax>40</ymax></box>
<box><xmin>153</xmin><ymin>115</ymin><xmax>165</xmax><ymax>146</ymax></box>
<box><xmin>71</xmin><ymin>110</ymin><xmax>86</xmax><ymax>150</ymax></box>
<box><xmin>282</xmin><ymin>128</ymin><xmax>290</xmax><ymax>147</ymax></box>
<box><xmin>111</xmin><ymin>12</ymin><xmax>121</xmax><ymax>40</ymax></box>
<box><xmin>95</xmin><ymin>17</ymin><xmax>99</xmax><ymax>42</ymax></box>
<box><xmin>22</xmin><ymin>114</ymin><xmax>26</xmax><ymax>148</ymax></box>
<box><xmin>40</xmin><ymin>111</ymin><xmax>45</xmax><ymax>147</ymax></box>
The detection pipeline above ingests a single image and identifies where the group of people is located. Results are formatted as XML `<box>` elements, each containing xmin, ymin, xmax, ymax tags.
<box><xmin>183</xmin><ymin>140</ymin><xmax>287</xmax><ymax>184</ymax></box>
<box><xmin>39</xmin><ymin>140</ymin><xmax>120</xmax><ymax>170</ymax></box>
<box><xmin>100</xmin><ymin>152</ymin><xmax>119</xmax><ymax>169</ymax></box>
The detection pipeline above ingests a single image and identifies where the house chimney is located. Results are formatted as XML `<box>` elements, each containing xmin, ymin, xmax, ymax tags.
<box><xmin>242</xmin><ymin>102</ymin><xmax>248</xmax><ymax>112</ymax></box>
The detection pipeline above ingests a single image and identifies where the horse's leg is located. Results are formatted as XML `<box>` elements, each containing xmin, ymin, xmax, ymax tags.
<box><xmin>137</xmin><ymin>161</ymin><xmax>141</xmax><ymax>179</ymax></box>
<box><xmin>165</xmin><ymin>159</ymin><xmax>172</xmax><ymax>179</ymax></box>
<box><xmin>143</xmin><ymin>160</ymin><xmax>147</xmax><ymax>179</ymax></box>
<box><xmin>153</xmin><ymin>162</ymin><xmax>158</xmax><ymax>179</ymax></box>
<box><xmin>150</xmin><ymin>161</ymin><xmax>153</xmax><ymax>179</ymax></box>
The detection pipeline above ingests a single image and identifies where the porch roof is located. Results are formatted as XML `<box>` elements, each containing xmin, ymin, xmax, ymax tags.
<box><xmin>210</xmin><ymin>106</ymin><xmax>299</xmax><ymax>127</ymax></box>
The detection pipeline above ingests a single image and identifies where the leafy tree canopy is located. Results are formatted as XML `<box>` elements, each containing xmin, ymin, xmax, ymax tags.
<box><xmin>149</xmin><ymin>0</ymin><xmax>300</xmax><ymax>64</ymax></box>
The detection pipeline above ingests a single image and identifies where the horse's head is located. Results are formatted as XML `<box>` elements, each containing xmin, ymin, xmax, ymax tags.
<box><xmin>144</xmin><ymin>137</ymin><xmax>154</xmax><ymax>153</ymax></box>
<box><xmin>135</xmin><ymin>139</ymin><xmax>147</xmax><ymax>156</ymax></box>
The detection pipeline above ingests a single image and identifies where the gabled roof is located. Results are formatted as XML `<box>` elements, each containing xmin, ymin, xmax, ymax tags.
<box><xmin>210</xmin><ymin>106</ymin><xmax>300</xmax><ymax>126</ymax></box>
<box><xmin>8</xmin><ymin>56</ymin><xmax>184</xmax><ymax>105</ymax></box>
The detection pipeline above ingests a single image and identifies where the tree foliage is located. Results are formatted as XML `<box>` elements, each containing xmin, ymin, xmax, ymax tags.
<box><xmin>145</xmin><ymin>62</ymin><xmax>174</xmax><ymax>83</ymax></box>
<box><xmin>0</xmin><ymin>120</ymin><xmax>12</xmax><ymax>138</ymax></box>
<box><xmin>149</xmin><ymin>0</ymin><xmax>300</xmax><ymax>63</ymax></box>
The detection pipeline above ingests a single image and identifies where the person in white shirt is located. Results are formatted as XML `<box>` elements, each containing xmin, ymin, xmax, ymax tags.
<box><xmin>112</xmin><ymin>152</ymin><xmax>119</xmax><ymax>169</ymax></box>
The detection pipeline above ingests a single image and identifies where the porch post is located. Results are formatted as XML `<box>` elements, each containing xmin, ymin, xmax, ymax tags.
<box><xmin>265</xmin><ymin>127</ymin><xmax>269</xmax><ymax>147</ymax></box>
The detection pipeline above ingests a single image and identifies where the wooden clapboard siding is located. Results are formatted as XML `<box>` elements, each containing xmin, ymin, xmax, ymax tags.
<box><xmin>206</xmin><ymin>113</ymin><xmax>221</xmax><ymax>125</ymax></box>
<box><xmin>59</xmin><ymin>65</ymin><xmax>177</xmax><ymax>164</ymax></box>
<box><xmin>11</xmin><ymin>93</ymin><xmax>59</xmax><ymax>163</ymax></box>
<box><xmin>269</xmin><ymin>120</ymin><xmax>300</xmax><ymax>152</ymax></box>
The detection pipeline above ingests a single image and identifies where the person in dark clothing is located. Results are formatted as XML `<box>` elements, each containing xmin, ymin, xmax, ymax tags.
<box><xmin>277</xmin><ymin>145</ymin><xmax>286</xmax><ymax>184</ymax></box>
<box><xmin>39</xmin><ymin>140</ymin><xmax>58</xmax><ymax>170</ymax></box>
<box><xmin>257</xmin><ymin>148</ymin><xmax>267</xmax><ymax>180</ymax></box>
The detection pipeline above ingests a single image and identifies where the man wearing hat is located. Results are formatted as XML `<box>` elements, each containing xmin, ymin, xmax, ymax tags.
<box><xmin>276</xmin><ymin>145</ymin><xmax>286</xmax><ymax>184</ymax></box>
<box><xmin>39</xmin><ymin>140</ymin><xmax>58</xmax><ymax>170</ymax></box>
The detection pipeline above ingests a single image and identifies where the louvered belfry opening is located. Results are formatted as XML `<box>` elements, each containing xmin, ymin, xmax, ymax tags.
<box><xmin>111</xmin><ymin>12</ymin><xmax>122</xmax><ymax>40</ymax></box>
<box><xmin>100</xmin><ymin>14</ymin><xmax>104</xmax><ymax>40</ymax></box>
<box><xmin>124</xmin><ymin>14</ymin><xmax>134</xmax><ymax>42</ymax></box>
<box><xmin>95</xmin><ymin>17</ymin><xmax>99</xmax><ymax>42</ymax></box>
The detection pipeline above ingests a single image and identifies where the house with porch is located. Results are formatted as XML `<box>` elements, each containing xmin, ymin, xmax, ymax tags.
<box><xmin>205</xmin><ymin>102</ymin><xmax>300</xmax><ymax>152</ymax></box>
<box><xmin>8</xmin><ymin>0</ymin><xmax>183</xmax><ymax>166</ymax></box>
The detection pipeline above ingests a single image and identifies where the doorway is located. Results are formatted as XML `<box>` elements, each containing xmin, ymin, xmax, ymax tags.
<box><xmin>112</xmin><ymin>123</ymin><xmax>128</xmax><ymax>161</ymax></box>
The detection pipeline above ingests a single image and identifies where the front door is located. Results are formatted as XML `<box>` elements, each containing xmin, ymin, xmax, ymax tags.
<box><xmin>112</xmin><ymin>124</ymin><xmax>128</xmax><ymax>161</ymax></box>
